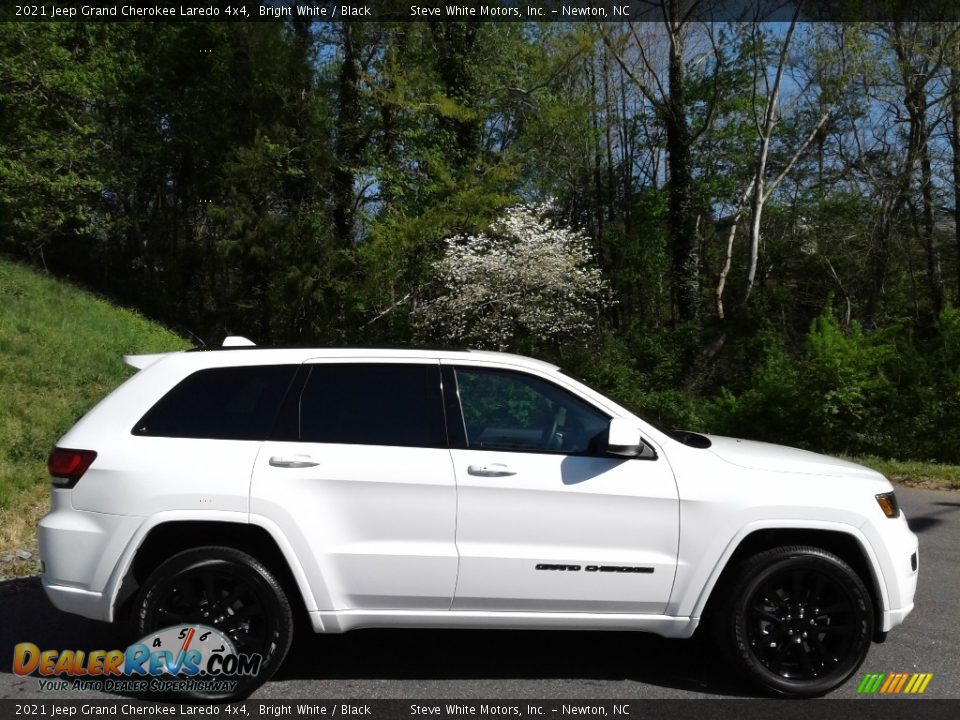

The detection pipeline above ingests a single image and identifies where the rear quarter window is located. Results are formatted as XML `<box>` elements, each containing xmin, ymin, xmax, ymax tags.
<box><xmin>133</xmin><ymin>365</ymin><xmax>297</xmax><ymax>440</ymax></box>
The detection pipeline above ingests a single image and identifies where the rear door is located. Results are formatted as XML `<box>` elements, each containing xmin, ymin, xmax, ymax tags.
<box><xmin>444</xmin><ymin>363</ymin><xmax>680</xmax><ymax>613</ymax></box>
<box><xmin>250</xmin><ymin>360</ymin><xmax>458</xmax><ymax>611</ymax></box>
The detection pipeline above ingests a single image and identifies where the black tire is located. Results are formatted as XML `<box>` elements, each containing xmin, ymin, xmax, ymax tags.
<box><xmin>132</xmin><ymin>546</ymin><xmax>294</xmax><ymax>701</ymax></box>
<box><xmin>720</xmin><ymin>545</ymin><xmax>874</xmax><ymax>698</ymax></box>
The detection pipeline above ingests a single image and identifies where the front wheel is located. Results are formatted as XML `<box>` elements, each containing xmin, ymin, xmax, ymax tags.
<box><xmin>723</xmin><ymin>545</ymin><xmax>874</xmax><ymax>698</ymax></box>
<box><xmin>132</xmin><ymin>546</ymin><xmax>294</xmax><ymax>701</ymax></box>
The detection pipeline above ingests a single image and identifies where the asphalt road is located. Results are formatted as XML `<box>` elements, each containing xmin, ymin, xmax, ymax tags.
<box><xmin>1</xmin><ymin>485</ymin><xmax>957</xmax><ymax>701</ymax></box>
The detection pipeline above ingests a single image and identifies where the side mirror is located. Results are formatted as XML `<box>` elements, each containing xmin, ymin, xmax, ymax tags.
<box><xmin>607</xmin><ymin>418</ymin><xmax>644</xmax><ymax>457</ymax></box>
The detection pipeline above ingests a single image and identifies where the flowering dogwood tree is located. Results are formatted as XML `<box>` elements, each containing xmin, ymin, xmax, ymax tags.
<box><xmin>413</xmin><ymin>202</ymin><xmax>610</xmax><ymax>350</ymax></box>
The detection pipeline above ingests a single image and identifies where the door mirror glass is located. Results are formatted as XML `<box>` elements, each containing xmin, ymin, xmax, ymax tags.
<box><xmin>607</xmin><ymin>418</ymin><xmax>645</xmax><ymax>457</ymax></box>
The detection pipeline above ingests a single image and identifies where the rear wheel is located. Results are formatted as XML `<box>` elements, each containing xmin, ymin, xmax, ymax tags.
<box><xmin>722</xmin><ymin>545</ymin><xmax>873</xmax><ymax>697</ymax></box>
<box><xmin>133</xmin><ymin>546</ymin><xmax>293</xmax><ymax>701</ymax></box>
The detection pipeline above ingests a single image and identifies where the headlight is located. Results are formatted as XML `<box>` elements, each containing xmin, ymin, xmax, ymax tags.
<box><xmin>875</xmin><ymin>491</ymin><xmax>900</xmax><ymax>518</ymax></box>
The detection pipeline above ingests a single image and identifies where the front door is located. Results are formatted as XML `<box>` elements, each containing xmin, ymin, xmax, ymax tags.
<box><xmin>445</xmin><ymin>364</ymin><xmax>679</xmax><ymax>613</ymax></box>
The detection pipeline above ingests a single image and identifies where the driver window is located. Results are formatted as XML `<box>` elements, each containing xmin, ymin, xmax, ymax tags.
<box><xmin>453</xmin><ymin>367</ymin><xmax>609</xmax><ymax>454</ymax></box>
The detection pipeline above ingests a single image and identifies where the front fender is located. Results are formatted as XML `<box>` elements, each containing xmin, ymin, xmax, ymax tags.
<box><xmin>669</xmin><ymin>518</ymin><xmax>887</xmax><ymax>621</ymax></box>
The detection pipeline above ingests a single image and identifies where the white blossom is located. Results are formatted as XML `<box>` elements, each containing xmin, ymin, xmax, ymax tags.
<box><xmin>413</xmin><ymin>201</ymin><xmax>611</xmax><ymax>350</ymax></box>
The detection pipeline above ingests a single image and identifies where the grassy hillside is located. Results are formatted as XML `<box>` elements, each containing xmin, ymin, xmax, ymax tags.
<box><xmin>0</xmin><ymin>259</ymin><xmax>189</xmax><ymax>572</ymax></box>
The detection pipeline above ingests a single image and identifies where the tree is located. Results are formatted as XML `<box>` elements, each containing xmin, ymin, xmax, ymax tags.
<box><xmin>715</xmin><ymin>18</ymin><xmax>862</xmax><ymax>317</ymax></box>
<box><xmin>412</xmin><ymin>202</ymin><xmax>610</xmax><ymax>351</ymax></box>
<box><xmin>950</xmin><ymin>36</ymin><xmax>960</xmax><ymax>301</ymax></box>
<box><xmin>601</xmin><ymin>4</ymin><xmax>724</xmax><ymax>324</ymax></box>
<box><xmin>0</xmin><ymin>24</ymin><xmax>104</xmax><ymax>263</ymax></box>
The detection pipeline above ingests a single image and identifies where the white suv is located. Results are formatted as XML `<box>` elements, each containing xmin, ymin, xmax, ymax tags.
<box><xmin>39</xmin><ymin>341</ymin><xmax>918</xmax><ymax>699</ymax></box>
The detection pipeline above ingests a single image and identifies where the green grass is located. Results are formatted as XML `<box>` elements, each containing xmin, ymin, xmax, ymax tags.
<box><xmin>849</xmin><ymin>456</ymin><xmax>960</xmax><ymax>490</ymax></box>
<box><xmin>0</xmin><ymin>258</ymin><xmax>189</xmax><ymax>557</ymax></box>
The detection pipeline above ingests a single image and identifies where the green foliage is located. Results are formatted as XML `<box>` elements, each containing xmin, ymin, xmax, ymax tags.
<box><xmin>909</xmin><ymin>306</ymin><xmax>960</xmax><ymax>462</ymax></box>
<box><xmin>705</xmin><ymin>308</ymin><xmax>926</xmax><ymax>456</ymax></box>
<box><xmin>0</xmin><ymin>25</ymin><xmax>105</xmax><ymax>256</ymax></box>
<box><xmin>802</xmin><ymin>314</ymin><xmax>896</xmax><ymax>450</ymax></box>
<box><xmin>0</xmin><ymin>258</ymin><xmax>188</xmax><ymax>528</ymax></box>
<box><xmin>562</xmin><ymin>330</ymin><xmax>706</xmax><ymax>432</ymax></box>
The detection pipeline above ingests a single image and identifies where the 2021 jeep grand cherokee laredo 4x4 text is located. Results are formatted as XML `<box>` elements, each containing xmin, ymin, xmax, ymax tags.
<box><xmin>39</xmin><ymin>341</ymin><xmax>918</xmax><ymax>698</ymax></box>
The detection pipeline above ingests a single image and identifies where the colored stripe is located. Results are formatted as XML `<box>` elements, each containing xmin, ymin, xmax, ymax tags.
<box><xmin>904</xmin><ymin>674</ymin><xmax>919</xmax><ymax>694</ymax></box>
<box><xmin>885</xmin><ymin>673</ymin><xmax>903</xmax><ymax>694</ymax></box>
<box><xmin>867</xmin><ymin>673</ymin><xmax>886</xmax><ymax>693</ymax></box>
<box><xmin>856</xmin><ymin>674</ymin><xmax>875</xmax><ymax>693</ymax></box>
<box><xmin>893</xmin><ymin>674</ymin><xmax>909</xmax><ymax>693</ymax></box>
<box><xmin>879</xmin><ymin>674</ymin><xmax>896</xmax><ymax>693</ymax></box>
<box><xmin>918</xmin><ymin>674</ymin><xmax>933</xmax><ymax>694</ymax></box>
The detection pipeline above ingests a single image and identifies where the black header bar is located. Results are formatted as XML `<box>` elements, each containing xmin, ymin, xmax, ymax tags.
<box><xmin>0</xmin><ymin>700</ymin><xmax>959</xmax><ymax>720</ymax></box>
<box><xmin>4</xmin><ymin>0</ymin><xmax>960</xmax><ymax>23</ymax></box>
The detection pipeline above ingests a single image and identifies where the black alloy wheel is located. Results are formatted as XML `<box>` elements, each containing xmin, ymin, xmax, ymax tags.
<box><xmin>724</xmin><ymin>545</ymin><xmax>874</xmax><ymax>697</ymax></box>
<box><xmin>133</xmin><ymin>546</ymin><xmax>294</xmax><ymax>701</ymax></box>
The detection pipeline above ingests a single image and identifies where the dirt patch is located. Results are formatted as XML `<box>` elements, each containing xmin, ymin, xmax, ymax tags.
<box><xmin>890</xmin><ymin>475</ymin><xmax>960</xmax><ymax>492</ymax></box>
<box><xmin>0</xmin><ymin>535</ymin><xmax>40</xmax><ymax>582</ymax></box>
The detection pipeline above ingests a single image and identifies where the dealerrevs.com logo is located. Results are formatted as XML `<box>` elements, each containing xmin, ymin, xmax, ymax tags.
<box><xmin>857</xmin><ymin>672</ymin><xmax>934</xmax><ymax>695</ymax></box>
<box><xmin>13</xmin><ymin>625</ymin><xmax>262</xmax><ymax>694</ymax></box>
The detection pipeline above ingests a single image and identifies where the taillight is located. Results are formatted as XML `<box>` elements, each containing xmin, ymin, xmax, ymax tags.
<box><xmin>47</xmin><ymin>448</ymin><xmax>97</xmax><ymax>488</ymax></box>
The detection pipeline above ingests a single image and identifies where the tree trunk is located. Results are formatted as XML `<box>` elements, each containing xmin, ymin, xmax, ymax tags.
<box><xmin>430</xmin><ymin>22</ymin><xmax>481</xmax><ymax>167</ymax></box>
<box><xmin>333</xmin><ymin>24</ymin><xmax>360</xmax><ymax>248</ymax></box>
<box><xmin>951</xmin><ymin>64</ymin><xmax>960</xmax><ymax>303</ymax></box>
<box><xmin>919</xmin><ymin>127</ymin><xmax>944</xmax><ymax>316</ymax></box>
<box><xmin>665</xmin><ymin>21</ymin><xmax>699</xmax><ymax>323</ymax></box>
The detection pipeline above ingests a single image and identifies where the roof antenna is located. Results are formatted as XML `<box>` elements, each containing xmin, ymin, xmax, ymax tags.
<box><xmin>223</xmin><ymin>336</ymin><xmax>256</xmax><ymax>347</ymax></box>
<box><xmin>181</xmin><ymin>327</ymin><xmax>207</xmax><ymax>349</ymax></box>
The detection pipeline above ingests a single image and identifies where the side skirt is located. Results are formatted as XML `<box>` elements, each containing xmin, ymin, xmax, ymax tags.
<box><xmin>309</xmin><ymin>610</ymin><xmax>699</xmax><ymax>637</ymax></box>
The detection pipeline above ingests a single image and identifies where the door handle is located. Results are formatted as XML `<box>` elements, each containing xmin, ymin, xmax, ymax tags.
<box><xmin>467</xmin><ymin>463</ymin><xmax>516</xmax><ymax>477</ymax></box>
<box><xmin>269</xmin><ymin>455</ymin><xmax>320</xmax><ymax>468</ymax></box>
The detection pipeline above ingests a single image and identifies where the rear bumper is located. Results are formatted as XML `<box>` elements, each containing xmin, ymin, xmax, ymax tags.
<box><xmin>38</xmin><ymin>489</ymin><xmax>142</xmax><ymax>622</ymax></box>
<box><xmin>41</xmin><ymin>578</ymin><xmax>108</xmax><ymax>621</ymax></box>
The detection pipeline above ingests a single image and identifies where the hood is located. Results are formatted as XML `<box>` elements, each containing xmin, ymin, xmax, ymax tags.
<box><xmin>704</xmin><ymin>435</ymin><xmax>884</xmax><ymax>481</ymax></box>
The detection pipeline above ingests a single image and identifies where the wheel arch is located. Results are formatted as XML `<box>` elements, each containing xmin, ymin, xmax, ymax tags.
<box><xmin>696</xmin><ymin>526</ymin><xmax>887</xmax><ymax>642</ymax></box>
<box><xmin>113</xmin><ymin>518</ymin><xmax>317</xmax><ymax>630</ymax></box>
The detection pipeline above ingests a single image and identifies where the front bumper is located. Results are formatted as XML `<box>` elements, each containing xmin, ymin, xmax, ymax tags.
<box><xmin>861</xmin><ymin>511</ymin><xmax>918</xmax><ymax>633</ymax></box>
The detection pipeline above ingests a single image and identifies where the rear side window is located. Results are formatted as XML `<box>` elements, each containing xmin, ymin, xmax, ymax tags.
<box><xmin>133</xmin><ymin>365</ymin><xmax>297</xmax><ymax>440</ymax></box>
<box><xmin>299</xmin><ymin>364</ymin><xmax>446</xmax><ymax>448</ymax></box>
